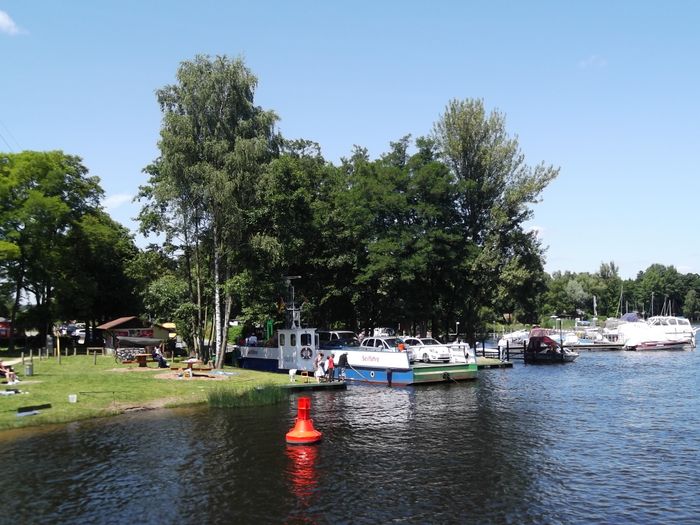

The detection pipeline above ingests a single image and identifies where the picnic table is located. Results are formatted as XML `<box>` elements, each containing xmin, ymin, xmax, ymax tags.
<box><xmin>183</xmin><ymin>358</ymin><xmax>201</xmax><ymax>370</ymax></box>
<box><xmin>135</xmin><ymin>353</ymin><xmax>151</xmax><ymax>367</ymax></box>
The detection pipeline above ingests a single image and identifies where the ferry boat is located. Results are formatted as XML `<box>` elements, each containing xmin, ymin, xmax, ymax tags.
<box><xmin>235</xmin><ymin>281</ymin><xmax>478</xmax><ymax>385</ymax></box>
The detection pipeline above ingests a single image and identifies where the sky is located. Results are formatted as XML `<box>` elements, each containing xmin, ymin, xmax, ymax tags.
<box><xmin>1</xmin><ymin>1</ymin><xmax>699</xmax><ymax>280</ymax></box>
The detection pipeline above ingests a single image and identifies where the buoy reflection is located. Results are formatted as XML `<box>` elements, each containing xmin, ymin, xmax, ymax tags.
<box><xmin>285</xmin><ymin>444</ymin><xmax>319</xmax><ymax>502</ymax></box>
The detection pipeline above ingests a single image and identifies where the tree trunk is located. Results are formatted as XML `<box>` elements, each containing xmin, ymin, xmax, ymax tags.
<box><xmin>8</xmin><ymin>260</ymin><xmax>24</xmax><ymax>353</ymax></box>
<box><xmin>216</xmin><ymin>292</ymin><xmax>232</xmax><ymax>369</ymax></box>
<box><xmin>212</xmin><ymin>222</ymin><xmax>222</xmax><ymax>367</ymax></box>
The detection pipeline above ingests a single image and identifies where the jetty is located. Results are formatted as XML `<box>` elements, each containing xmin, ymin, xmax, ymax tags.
<box><xmin>283</xmin><ymin>380</ymin><xmax>347</xmax><ymax>392</ymax></box>
<box><xmin>476</xmin><ymin>357</ymin><xmax>513</xmax><ymax>369</ymax></box>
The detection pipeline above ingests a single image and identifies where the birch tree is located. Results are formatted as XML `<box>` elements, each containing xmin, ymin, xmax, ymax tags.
<box><xmin>140</xmin><ymin>55</ymin><xmax>278</xmax><ymax>366</ymax></box>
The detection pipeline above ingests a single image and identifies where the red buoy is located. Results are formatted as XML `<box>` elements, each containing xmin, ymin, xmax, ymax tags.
<box><xmin>286</xmin><ymin>397</ymin><xmax>322</xmax><ymax>445</ymax></box>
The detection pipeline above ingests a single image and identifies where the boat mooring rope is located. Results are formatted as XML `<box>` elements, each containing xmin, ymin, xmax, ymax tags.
<box><xmin>347</xmin><ymin>362</ymin><xmax>371</xmax><ymax>382</ymax></box>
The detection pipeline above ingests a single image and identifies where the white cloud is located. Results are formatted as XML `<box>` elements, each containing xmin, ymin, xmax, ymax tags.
<box><xmin>578</xmin><ymin>54</ymin><xmax>608</xmax><ymax>69</ymax></box>
<box><xmin>102</xmin><ymin>193</ymin><xmax>133</xmax><ymax>211</ymax></box>
<box><xmin>0</xmin><ymin>10</ymin><xmax>21</xmax><ymax>35</ymax></box>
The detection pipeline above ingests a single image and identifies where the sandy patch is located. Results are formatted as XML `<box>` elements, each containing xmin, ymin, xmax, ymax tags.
<box><xmin>153</xmin><ymin>370</ymin><xmax>228</xmax><ymax>381</ymax></box>
<box><xmin>109</xmin><ymin>367</ymin><xmax>157</xmax><ymax>372</ymax></box>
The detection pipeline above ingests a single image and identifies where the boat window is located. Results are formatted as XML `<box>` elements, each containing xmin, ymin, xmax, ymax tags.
<box><xmin>291</xmin><ymin>334</ymin><xmax>297</xmax><ymax>346</ymax></box>
<box><xmin>280</xmin><ymin>334</ymin><xmax>286</xmax><ymax>345</ymax></box>
<box><xmin>301</xmin><ymin>333</ymin><xmax>312</xmax><ymax>346</ymax></box>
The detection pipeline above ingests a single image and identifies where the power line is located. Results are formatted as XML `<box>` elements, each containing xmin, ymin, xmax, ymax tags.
<box><xmin>0</xmin><ymin>118</ymin><xmax>21</xmax><ymax>152</ymax></box>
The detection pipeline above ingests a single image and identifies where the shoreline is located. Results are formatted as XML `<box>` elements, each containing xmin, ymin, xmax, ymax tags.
<box><xmin>0</xmin><ymin>354</ymin><xmax>289</xmax><ymax>432</ymax></box>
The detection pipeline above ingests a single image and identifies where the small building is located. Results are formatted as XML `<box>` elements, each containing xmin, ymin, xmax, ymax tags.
<box><xmin>0</xmin><ymin>317</ymin><xmax>11</xmax><ymax>338</ymax></box>
<box><xmin>97</xmin><ymin>316</ymin><xmax>169</xmax><ymax>349</ymax></box>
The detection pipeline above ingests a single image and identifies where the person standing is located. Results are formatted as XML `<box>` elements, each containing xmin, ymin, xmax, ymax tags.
<box><xmin>337</xmin><ymin>352</ymin><xmax>348</xmax><ymax>381</ymax></box>
<box><xmin>313</xmin><ymin>352</ymin><xmax>325</xmax><ymax>383</ymax></box>
<box><xmin>326</xmin><ymin>353</ymin><xmax>335</xmax><ymax>382</ymax></box>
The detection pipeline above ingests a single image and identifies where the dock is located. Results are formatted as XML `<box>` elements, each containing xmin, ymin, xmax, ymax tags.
<box><xmin>476</xmin><ymin>357</ymin><xmax>513</xmax><ymax>369</ymax></box>
<box><xmin>282</xmin><ymin>380</ymin><xmax>348</xmax><ymax>392</ymax></box>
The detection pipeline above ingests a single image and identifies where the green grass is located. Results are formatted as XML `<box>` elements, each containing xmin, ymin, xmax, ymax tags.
<box><xmin>207</xmin><ymin>382</ymin><xmax>288</xmax><ymax>408</ymax></box>
<box><xmin>0</xmin><ymin>355</ymin><xmax>289</xmax><ymax>431</ymax></box>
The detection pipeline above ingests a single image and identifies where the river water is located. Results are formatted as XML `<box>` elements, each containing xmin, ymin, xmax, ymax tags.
<box><xmin>2</xmin><ymin>350</ymin><xmax>699</xmax><ymax>524</ymax></box>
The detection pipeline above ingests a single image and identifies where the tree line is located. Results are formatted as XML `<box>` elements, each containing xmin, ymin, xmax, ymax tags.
<box><xmin>2</xmin><ymin>55</ymin><xmax>698</xmax><ymax>361</ymax></box>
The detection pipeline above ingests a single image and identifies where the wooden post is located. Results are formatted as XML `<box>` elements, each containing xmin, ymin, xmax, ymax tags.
<box><xmin>30</xmin><ymin>349</ymin><xmax>33</xmax><ymax>364</ymax></box>
<box><xmin>57</xmin><ymin>351</ymin><xmax>61</xmax><ymax>364</ymax></box>
<box><xmin>506</xmin><ymin>340</ymin><xmax>510</xmax><ymax>362</ymax></box>
<box><xmin>93</xmin><ymin>351</ymin><xmax>97</xmax><ymax>365</ymax></box>
<box><xmin>21</xmin><ymin>351</ymin><xmax>25</xmax><ymax>366</ymax></box>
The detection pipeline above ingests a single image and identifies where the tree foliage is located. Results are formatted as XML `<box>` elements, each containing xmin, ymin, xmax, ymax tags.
<box><xmin>0</xmin><ymin>151</ymin><xmax>139</xmax><ymax>348</ymax></box>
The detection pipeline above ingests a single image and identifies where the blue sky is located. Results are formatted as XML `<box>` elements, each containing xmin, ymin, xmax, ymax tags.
<box><xmin>1</xmin><ymin>1</ymin><xmax>698</xmax><ymax>279</ymax></box>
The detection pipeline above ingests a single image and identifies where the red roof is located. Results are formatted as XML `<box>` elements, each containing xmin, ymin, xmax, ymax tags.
<box><xmin>96</xmin><ymin>316</ymin><xmax>139</xmax><ymax>330</ymax></box>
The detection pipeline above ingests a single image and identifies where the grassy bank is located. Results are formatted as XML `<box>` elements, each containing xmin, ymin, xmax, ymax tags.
<box><xmin>0</xmin><ymin>355</ymin><xmax>289</xmax><ymax>431</ymax></box>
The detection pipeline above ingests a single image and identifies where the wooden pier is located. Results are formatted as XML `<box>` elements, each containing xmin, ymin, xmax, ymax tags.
<box><xmin>282</xmin><ymin>380</ymin><xmax>348</xmax><ymax>392</ymax></box>
<box><xmin>476</xmin><ymin>357</ymin><xmax>513</xmax><ymax>369</ymax></box>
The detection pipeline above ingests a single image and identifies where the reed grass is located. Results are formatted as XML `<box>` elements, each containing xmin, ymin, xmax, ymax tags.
<box><xmin>207</xmin><ymin>383</ymin><xmax>287</xmax><ymax>408</ymax></box>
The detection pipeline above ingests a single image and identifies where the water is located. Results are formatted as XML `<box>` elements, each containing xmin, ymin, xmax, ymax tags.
<box><xmin>2</xmin><ymin>351</ymin><xmax>699</xmax><ymax>524</ymax></box>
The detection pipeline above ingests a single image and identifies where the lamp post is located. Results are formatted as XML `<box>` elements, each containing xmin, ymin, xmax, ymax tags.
<box><xmin>557</xmin><ymin>317</ymin><xmax>563</xmax><ymax>346</ymax></box>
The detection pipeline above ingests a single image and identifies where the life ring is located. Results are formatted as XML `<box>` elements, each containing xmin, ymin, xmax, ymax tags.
<box><xmin>300</xmin><ymin>347</ymin><xmax>313</xmax><ymax>359</ymax></box>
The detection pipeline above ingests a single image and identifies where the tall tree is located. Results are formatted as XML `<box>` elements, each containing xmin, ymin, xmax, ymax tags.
<box><xmin>0</xmin><ymin>151</ymin><xmax>103</xmax><ymax>349</ymax></box>
<box><xmin>433</xmin><ymin>99</ymin><xmax>558</xmax><ymax>342</ymax></box>
<box><xmin>140</xmin><ymin>55</ymin><xmax>279</xmax><ymax>367</ymax></box>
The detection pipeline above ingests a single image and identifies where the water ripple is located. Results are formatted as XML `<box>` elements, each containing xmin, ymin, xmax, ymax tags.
<box><xmin>3</xmin><ymin>351</ymin><xmax>700</xmax><ymax>524</ymax></box>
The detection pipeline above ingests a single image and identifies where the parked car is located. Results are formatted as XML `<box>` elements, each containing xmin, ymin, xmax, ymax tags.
<box><xmin>403</xmin><ymin>337</ymin><xmax>451</xmax><ymax>363</ymax></box>
<box><xmin>359</xmin><ymin>336</ymin><xmax>414</xmax><ymax>362</ymax></box>
<box><xmin>318</xmin><ymin>330</ymin><xmax>360</xmax><ymax>350</ymax></box>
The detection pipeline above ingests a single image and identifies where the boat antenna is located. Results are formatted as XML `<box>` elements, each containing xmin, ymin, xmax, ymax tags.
<box><xmin>284</xmin><ymin>275</ymin><xmax>301</xmax><ymax>329</ymax></box>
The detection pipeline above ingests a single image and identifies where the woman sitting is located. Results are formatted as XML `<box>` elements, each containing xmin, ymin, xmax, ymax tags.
<box><xmin>0</xmin><ymin>362</ymin><xmax>19</xmax><ymax>385</ymax></box>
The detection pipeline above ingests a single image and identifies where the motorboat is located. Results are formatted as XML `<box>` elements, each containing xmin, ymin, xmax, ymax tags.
<box><xmin>612</xmin><ymin>313</ymin><xmax>694</xmax><ymax>351</ymax></box>
<box><xmin>524</xmin><ymin>327</ymin><xmax>579</xmax><ymax>364</ymax></box>
<box><xmin>646</xmin><ymin>316</ymin><xmax>696</xmax><ymax>347</ymax></box>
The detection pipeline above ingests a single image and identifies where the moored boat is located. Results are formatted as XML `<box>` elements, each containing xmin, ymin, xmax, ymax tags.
<box><xmin>524</xmin><ymin>327</ymin><xmax>579</xmax><ymax>364</ymax></box>
<box><xmin>616</xmin><ymin>317</ymin><xmax>693</xmax><ymax>351</ymax></box>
